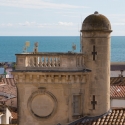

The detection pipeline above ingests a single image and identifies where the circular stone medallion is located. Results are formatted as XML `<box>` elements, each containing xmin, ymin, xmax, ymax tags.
<box><xmin>31</xmin><ymin>95</ymin><xmax>54</xmax><ymax>117</ymax></box>
<box><xmin>28</xmin><ymin>90</ymin><xmax>57</xmax><ymax>119</ymax></box>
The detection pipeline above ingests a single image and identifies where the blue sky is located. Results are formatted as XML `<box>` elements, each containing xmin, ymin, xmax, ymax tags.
<box><xmin>0</xmin><ymin>0</ymin><xmax>125</xmax><ymax>36</ymax></box>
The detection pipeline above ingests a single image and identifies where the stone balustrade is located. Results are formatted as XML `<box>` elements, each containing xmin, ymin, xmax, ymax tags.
<box><xmin>15</xmin><ymin>52</ymin><xmax>84</xmax><ymax>71</ymax></box>
<box><xmin>27</xmin><ymin>56</ymin><xmax>60</xmax><ymax>68</ymax></box>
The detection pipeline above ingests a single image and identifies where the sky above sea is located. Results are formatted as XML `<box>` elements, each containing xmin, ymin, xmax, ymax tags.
<box><xmin>0</xmin><ymin>0</ymin><xmax>125</xmax><ymax>36</ymax></box>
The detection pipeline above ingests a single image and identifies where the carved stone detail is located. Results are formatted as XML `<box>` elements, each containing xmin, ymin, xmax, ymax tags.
<box><xmin>28</xmin><ymin>89</ymin><xmax>57</xmax><ymax>119</ymax></box>
<box><xmin>14</xmin><ymin>73</ymin><xmax>87</xmax><ymax>84</ymax></box>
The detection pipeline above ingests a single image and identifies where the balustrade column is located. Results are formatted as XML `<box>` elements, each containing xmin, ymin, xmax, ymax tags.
<box><xmin>30</xmin><ymin>57</ymin><xmax>34</xmax><ymax>67</ymax></box>
<box><xmin>57</xmin><ymin>57</ymin><xmax>60</xmax><ymax>67</ymax></box>
<box><xmin>48</xmin><ymin>57</ymin><xmax>51</xmax><ymax>67</ymax></box>
<box><xmin>39</xmin><ymin>56</ymin><xmax>42</xmax><ymax>67</ymax></box>
<box><xmin>51</xmin><ymin>57</ymin><xmax>54</xmax><ymax>67</ymax></box>
<box><xmin>33</xmin><ymin>56</ymin><xmax>38</xmax><ymax>67</ymax></box>
<box><xmin>79</xmin><ymin>56</ymin><xmax>81</xmax><ymax>67</ymax></box>
<box><xmin>27</xmin><ymin>56</ymin><xmax>30</xmax><ymax>67</ymax></box>
<box><xmin>21</xmin><ymin>54</ymin><xmax>84</xmax><ymax>69</ymax></box>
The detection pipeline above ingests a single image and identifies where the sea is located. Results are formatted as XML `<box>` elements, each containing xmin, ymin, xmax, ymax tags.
<box><xmin>0</xmin><ymin>36</ymin><xmax>125</xmax><ymax>62</ymax></box>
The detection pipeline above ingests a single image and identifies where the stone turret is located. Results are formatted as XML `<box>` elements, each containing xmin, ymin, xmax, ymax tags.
<box><xmin>12</xmin><ymin>12</ymin><xmax>112</xmax><ymax>125</ymax></box>
<box><xmin>81</xmin><ymin>11</ymin><xmax>112</xmax><ymax>116</ymax></box>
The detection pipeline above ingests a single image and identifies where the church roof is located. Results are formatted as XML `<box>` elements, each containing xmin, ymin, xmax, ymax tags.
<box><xmin>81</xmin><ymin>11</ymin><xmax>112</xmax><ymax>31</ymax></box>
<box><xmin>68</xmin><ymin>108</ymin><xmax>125</xmax><ymax>125</ymax></box>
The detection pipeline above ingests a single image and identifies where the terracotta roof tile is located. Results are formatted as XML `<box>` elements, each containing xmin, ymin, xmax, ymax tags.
<box><xmin>11</xmin><ymin>111</ymin><xmax>17</xmax><ymax>119</ymax></box>
<box><xmin>110</xmin><ymin>86</ymin><xmax>125</xmax><ymax>98</ymax></box>
<box><xmin>0</xmin><ymin>112</ymin><xmax>3</xmax><ymax>115</ymax></box>
<box><xmin>2</xmin><ymin>78</ymin><xmax>16</xmax><ymax>86</ymax></box>
<box><xmin>0</xmin><ymin>79</ymin><xmax>6</xmax><ymax>86</ymax></box>
<box><xmin>110</xmin><ymin>77</ymin><xmax>125</xmax><ymax>85</ymax></box>
<box><xmin>0</xmin><ymin>78</ymin><xmax>17</xmax><ymax>107</ymax></box>
<box><xmin>68</xmin><ymin>108</ymin><xmax>125</xmax><ymax>125</ymax></box>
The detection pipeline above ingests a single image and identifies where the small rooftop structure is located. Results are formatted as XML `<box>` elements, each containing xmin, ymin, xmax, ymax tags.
<box><xmin>81</xmin><ymin>11</ymin><xmax>112</xmax><ymax>31</ymax></box>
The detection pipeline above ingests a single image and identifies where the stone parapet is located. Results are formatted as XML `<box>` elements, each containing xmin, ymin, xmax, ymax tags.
<box><xmin>15</xmin><ymin>53</ymin><xmax>84</xmax><ymax>71</ymax></box>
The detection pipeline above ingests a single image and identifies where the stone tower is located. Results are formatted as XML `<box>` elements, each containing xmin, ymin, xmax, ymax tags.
<box><xmin>80</xmin><ymin>11</ymin><xmax>112</xmax><ymax>116</ymax></box>
<box><xmin>12</xmin><ymin>12</ymin><xmax>112</xmax><ymax>125</ymax></box>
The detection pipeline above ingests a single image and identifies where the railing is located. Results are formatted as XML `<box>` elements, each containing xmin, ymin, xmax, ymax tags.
<box><xmin>27</xmin><ymin>56</ymin><xmax>60</xmax><ymax>68</ymax></box>
<box><xmin>16</xmin><ymin>53</ymin><xmax>84</xmax><ymax>71</ymax></box>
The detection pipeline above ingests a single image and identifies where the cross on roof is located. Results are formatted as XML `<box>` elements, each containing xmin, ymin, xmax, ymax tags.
<box><xmin>91</xmin><ymin>95</ymin><xmax>97</xmax><ymax>110</ymax></box>
<box><xmin>92</xmin><ymin>45</ymin><xmax>97</xmax><ymax>61</ymax></box>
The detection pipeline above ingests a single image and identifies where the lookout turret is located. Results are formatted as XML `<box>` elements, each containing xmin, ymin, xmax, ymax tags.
<box><xmin>81</xmin><ymin>11</ymin><xmax>111</xmax><ymax>32</ymax></box>
<box><xmin>80</xmin><ymin>11</ymin><xmax>112</xmax><ymax>116</ymax></box>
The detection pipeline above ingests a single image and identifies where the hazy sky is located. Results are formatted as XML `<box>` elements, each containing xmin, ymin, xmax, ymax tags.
<box><xmin>0</xmin><ymin>0</ymin><xmax>125</xmax><ymax>36</ymax></box>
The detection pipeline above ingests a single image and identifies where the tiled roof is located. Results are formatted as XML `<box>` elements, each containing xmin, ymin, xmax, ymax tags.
<box><xmin>0</xmin><ymin>78</ymin><xmax>17</xmax><ymax>107</ymax></box>
<box><xmin>69</xmin><ymin>108</ymin><xmax>125</xmax><ymax>125</ymax></box>
<box><xmin>110</xmin><ymin>77</ymin><xmax>125</xmax><ymax>85</ymax></box>
<box><xmin>2</xmin><ymin>78</ymin><xmax>16</xmax><ymax>86</ymax></box>
<box><xmin>68</xmin><ymin>110</ymin><xmax>111</xmax><ymax>125</ymax></box>
<box><xmin>0</xmin><ymin>92</ymin><xmax>16</xmax><ymax>101</ymax></box>
<box><xmin>0</xmin><ymin>79</ymin><xmax>6</xmax><ymax>86</ymax></box>
<box><xmin>110</xmin><ymin>77</ymin><xmax>125</xmax><ymax>98</ymax></box>
<box><xmin>11</xmin><ymin>111</ymin><xmax>17</xmax><ymax>119</ymax></box>
<box><xmin>111</xmin><ymin>86</ymin><xmax>125</xmax><ymax>98</ymax></box>
<box><xmin>0</xmin><ymin>112</ymin><xmax>3</xmax><ymax>116</ymax></box>
<box><xmin>0</xmin><ymin>95</ymin><xmax>8</xmax><ymax>101</ymax></box>
<box><xmin>0</xmin><ymin>104</ymin><xmax>5</xmax><ymax>112</ymax></box>
<box><xmin>0</xmin><ymin>78</ymin><xmax>16</xmax><ymax>96</ymax></box>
